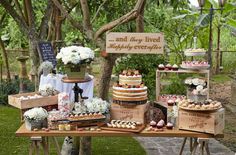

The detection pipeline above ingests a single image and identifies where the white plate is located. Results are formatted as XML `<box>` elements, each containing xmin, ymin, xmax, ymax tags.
<box><xmin>180</xmin><ymin>65</ymin><xmax>210</xmax><ymax>70</ymax></box>
<box><xmin>184</xmin><ymin>52</ymin><xmax>206</xmax><ymax>57</ymax></box>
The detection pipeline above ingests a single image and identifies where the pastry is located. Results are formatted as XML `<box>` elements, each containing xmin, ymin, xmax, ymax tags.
<box><xmin>166</xmin><ymin>122</ymin><xmax>173</xmax><ymax>129</ymax></box>
<box><xmin>167</xmin><ymin>99</ymin><xmax>174</xmax><ymax>106</ymax></box>
<box><xmin>158</xmin><ymin>64</ymin><xmax>165</xmax><ymax>70</ymax></box>
<box><xmin>166</xmin><ymin>64</ymin><xmax>172</xmax><ymax>70</ymax></box>
<box><xmin>172</xmin><ymin>64</ymin><xmax>179</xmax><ymax>71</ymax></box>
<box><xmin>150</xmin><ymin>121</ymin><xmax>156</xmax><ymax>127</ymax></box>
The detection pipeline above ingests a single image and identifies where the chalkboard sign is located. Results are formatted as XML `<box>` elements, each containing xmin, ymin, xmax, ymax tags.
<box><xmin>38</xmin><ymin>41</ymin><xmax>57</xmax><ymax>67</ymax></box>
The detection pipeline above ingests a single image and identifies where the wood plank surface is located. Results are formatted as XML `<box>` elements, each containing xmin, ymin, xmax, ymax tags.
<box><xmin>16</xmin><ymin>124</ymin><xmax>223</xmax><ymax>138</ymax></box>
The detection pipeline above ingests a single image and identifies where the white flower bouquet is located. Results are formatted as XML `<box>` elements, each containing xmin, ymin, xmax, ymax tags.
<box><xmin>39</xmin><ymin>84</ymin><xmax>58</xmax><ymax>96</ymax></box>
<box><xmin>38</xmin><ymin>61</ymin><xmax>54</xmax><ymax>76</ymax></box>
<box><xmin>56</xmin><ymin>46</ymin><xmax>94</xmax><ymax>79</ymax></box>
<box><xmin>185</xmin><ymin>78</ymin><xmax>208</xmax><ymax>102</ymax></box>
<box><xmin>24</xmin><ymin>107</ymin><xmax>48</xmax><ymax>130</ymax></box>
<box><xmin>74</xmin><ymin>97</ymin><xmax>110</xmax><ymax>114</ymax></box>
<box><xmin>56</xmin><ymin>46</ymin><xmax>94</xmax><ymax>65</ymax></box>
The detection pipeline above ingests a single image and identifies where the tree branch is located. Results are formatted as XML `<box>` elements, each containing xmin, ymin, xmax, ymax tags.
<box><xmin>39</xmin><ymin>0</ymin><xmax>53</xmax><ymax>39</ymax></box>
<box><xmin>80</xmin><ymin>0</ymin><xmax>93</xmax><ymax>39</ymax></box>
<box><xmin>94</xmin><ymin>0</ymin><xmax>145</xmax><ymax>40</ymax></box>
<box><xmin>0</xmin><ymin>0</ymin><xmax>29</xmax><ymax>36</ymax></box>
<box><xmin>51</xmin><ymin>0</ymin><xmax>84</xmax><ymax>34</ymax></box>
<box><xmin>14</xmin><ymin>0</ymin><xmax>26</xmax><ymax>20</ymax></box>
<box><xmin>91</xmin><ymin>0</ymin><xmax>108</xmax><ymax>23</ymax></box>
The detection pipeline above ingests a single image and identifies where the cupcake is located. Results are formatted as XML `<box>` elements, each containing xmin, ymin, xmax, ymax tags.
<box><xmin>158</xmin><ymin>64</ymin><xmax>165</xmax><ymax>70</ymax></box>
<box><xmin>150</xmin><ymin>121</ymin><xmax>156</xmax><ymax>127</ymax></box>
<box><xmin>156</xmin><ymin>120</ymin><xmax>165</xmax><ymax>129</ymax></box>
<box><xmin>166</xmin><ymin>122</ymin><xmax>173</xmax><ymax>129</ymax></box>
<box><xmin>165</xmin><ymin>64</ymin><xmax>172</xmax><ymax>70</ymax></box>
<box><xmin>172</xmin><ymin>64</ymin><xmax>179</xmax><ymax>71</ymax></box>
<box><xmin>167</xmin><ymin>99</ymin><xmax>174</xmax><ymax>106</ymax></box>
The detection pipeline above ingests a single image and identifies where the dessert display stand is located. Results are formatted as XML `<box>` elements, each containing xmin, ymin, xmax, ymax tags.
<box><xmin>156</xmin><ymin>69</ymin><xmax>210</xmax><ymax>104</ymax></box>
<box><xmin>156</xmin><ymin>69</ymin><xmax>211</xmax><ymax>155</ymax></box>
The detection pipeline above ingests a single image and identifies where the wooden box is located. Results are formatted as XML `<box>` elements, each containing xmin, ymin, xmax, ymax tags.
<box><xmin>110</xmin><ymin>102</ymin><xmax>150</xmax><ymax>124</ymax></box>
<box><xmin>178</xmin><ymin>108</ymin><xmax>225</xmax><ymax>135</ymax></box>
<box><xmin>8</xmin><ymin>92</ymin><xmax>58</xmax><ymax>109</ymax></box>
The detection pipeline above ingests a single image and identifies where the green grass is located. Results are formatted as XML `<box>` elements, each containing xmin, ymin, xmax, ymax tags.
<box><xmin>211</xmin><ymin>74</ymin><xmax>232</xmax><ymax>83</ymax></box>
<box><xmin>0</xmin><ymin>105</ymin><xmax>146</xmax><ymax>155</ymax></box>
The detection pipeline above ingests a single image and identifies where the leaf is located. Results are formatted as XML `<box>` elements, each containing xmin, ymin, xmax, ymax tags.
<box><xmin>196</xmin><ymin>14</ymin><xmax>210</xmax><ymax>27</ymax></box>
<box><xmin>172</xmin><ymin>14</ymin><xmax>188</xmax><ymax>19</ymax></box>
<box><xmin>223</xmin><ymin>2</ymin><xmax>236</xmax><ymax>14</ymax></box>
<box><xmin>226</xmin><ymin>18</ymin><xmax>236</xmax><ymax>28</ymax></box>
<box><xmin>208</xmin><ymin>0</ymin><xmax>218</xmax><ymax>8</ymax></box>
<box><xmin>172</xmin><ymin>12</ymin><xmax>198</xmax><ymax>20</ymax></box>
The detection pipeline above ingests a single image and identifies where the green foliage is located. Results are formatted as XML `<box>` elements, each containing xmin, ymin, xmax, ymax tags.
<box><xmin>0</xmin><ymin>79</ymin><xmax>35</xmax><ymax>105</ymax></box>
<box><xmin>114</xmin><ymin>54</ymin><xmax>166</xmax><ymax>100</ymax></box>
<box><xmin>162</xmin><ymin>76</ymin><xmax>186</xmax><ymax>95</ymax></box>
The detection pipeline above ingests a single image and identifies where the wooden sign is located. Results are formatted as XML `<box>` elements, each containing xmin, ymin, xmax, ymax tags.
<box><xmin>106</xmin><ymin>32</ymin><xmax>164</xmax><ymax>54</ymax></box>
<box><xmin>38</xmin><ymin>41</ymin><xmax>57</xmax><ymax>67</ymax></box>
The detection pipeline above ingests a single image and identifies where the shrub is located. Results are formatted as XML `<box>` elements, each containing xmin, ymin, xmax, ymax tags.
<box><xmin>0</xmin><ymin>79</ymin><xmax>35</xmax><ymax>105</ymax></box>
<box><xmin>114</xmin><ymin>54</ymin><xmax>166</xmax><ymax>100</ymax></box>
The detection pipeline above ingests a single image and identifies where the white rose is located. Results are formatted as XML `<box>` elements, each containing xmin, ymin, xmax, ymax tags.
<box><xmin>196</xmin><ymin>85</ymin><xmax>203</xmax><ymax>91</ymax></box>
<box><xmin>192</xmin><ymin>78</ymin><xmax>200</xmax><ymax>86</ymax></box>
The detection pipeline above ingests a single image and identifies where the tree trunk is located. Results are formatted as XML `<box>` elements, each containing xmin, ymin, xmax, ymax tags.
<box><xmin>79</xmin><ymin>137</ymin><xmax>91</xmax><ymax>155</ymax></box>
<box><xmin>215</xmin><ymin>25</ymin><xmax>221</xmax><ymax>74</ymax></box>
<box><xmin>136</xmin><ymin>0</ymin><xmax>145</xmax><ymax>32</ymax></box>
<box><xmin>98</xmin><ymin>54</ymin><xmax>118</xmax><ymax>100</ymax></box>
<box><xmin>28</xmin><ymin>37</ymin><xmax>40</xmax><ymax>88</ymax></box>
<box><xmin>0</xmin><ymin>37</ymin><xmax>11</xmax><ymax>81</ymax></box>
<box><xmin>207</xmin><ymin>6</ymin><xmax>213</xmax><ymax>75</ymax></box>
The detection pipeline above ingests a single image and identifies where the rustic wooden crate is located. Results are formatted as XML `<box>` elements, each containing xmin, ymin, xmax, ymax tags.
<box><xmin>178</xmin><ymin>108</ymin><xmax>224</xmax><ymax>135</ymax></box>
<box><xmin>8</xmin><ymin>92</ymin><xmax>58</xmax><ymax>109</ymax></box>
<box><xmin>110</xmin><ymin>102</ymin><xmax>150</xmax><ymax>124</ymax></box>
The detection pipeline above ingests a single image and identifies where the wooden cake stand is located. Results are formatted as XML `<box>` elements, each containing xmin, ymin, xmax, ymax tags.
<box><xmin>61</xmin><ymin>77</ymin><xmax>92</xmax><ymax>154</ymax></box>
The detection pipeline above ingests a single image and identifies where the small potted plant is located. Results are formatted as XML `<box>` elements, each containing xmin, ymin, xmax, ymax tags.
<box><xmin>24</xmin><ymin>107</ymin><xmax>48</xmax><ymax>130</ymax></box>
<box><xmin>38</xmin><ymin>61</ymin><xmax>54</xmax><ymax>76</ymax></box>
<box><xmin>56</xmin><ymin>46</ymin><xmax>94</xmax><ymax>79</ymax></box>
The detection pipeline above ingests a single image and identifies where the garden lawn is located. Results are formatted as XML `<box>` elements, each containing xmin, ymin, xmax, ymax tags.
<box><xmin>0</xmin><ymin>105</ymin><xmax>146</xmax><ymax>155</ymax></box>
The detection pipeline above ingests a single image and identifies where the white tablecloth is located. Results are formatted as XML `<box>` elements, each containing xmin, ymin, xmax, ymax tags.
<box><xmin>39</xmin><ymin>74</ymin><xmax>94</xmax><ymax>101</ymax></box>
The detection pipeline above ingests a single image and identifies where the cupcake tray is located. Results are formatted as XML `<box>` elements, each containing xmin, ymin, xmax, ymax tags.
<box><xmin>101</xmin><ymin>124</ymin><xmax>146</xmax><ymax>133</ymax></box>
<box><xmin>179</xmin><ymin>105</ymin><xmax>222</xmax><ymax>112</ymax></box>
<box><xmin>180</xmin><ymin>65</ymin><xmax>210</xmax><ymax>70</ymax></box>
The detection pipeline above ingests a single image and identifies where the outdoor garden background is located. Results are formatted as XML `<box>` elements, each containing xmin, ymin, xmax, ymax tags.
<box><xmin>0</xmin><ymin>0</ymin><xmax>236</xmax><ymax>154</ymax></box>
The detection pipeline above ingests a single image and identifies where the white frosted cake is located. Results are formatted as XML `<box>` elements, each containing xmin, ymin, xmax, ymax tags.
<box><xmin>113</xmin><ymin>69</ymin><xmax>148</xmax><ymax>104</ymax></box>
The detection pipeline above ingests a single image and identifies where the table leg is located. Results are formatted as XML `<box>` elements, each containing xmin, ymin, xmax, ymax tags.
<box><xmin>28</xmin><ymin>141</ymin><xmax>34</xmax><ymax>155</ymax></box>
<box><xmin>42</xmin><ymin>137</ymin><xmax>49</xmax><ymax>155</ymax></box>
<box><xmin>190</xmin><ymin>137</ymin><xmax>193</xmax><ymax>152</ymax></box>
<box><xmin>191</xmin><ymin>138</ymin><xmax>198</xmax><ymax>155</ymax></box>
<box><xmin>200</xmin><ymin>141</ymin><xmax>204</xmax><ymax>155</ymax></box>
<box><xmin>205</xmin><ymin>141</ymin><xmax>211</xmax><ymax>155</ymax></box>
<box><xmin>52</xmin><ymin>137</ymin><xmax>61</xmax><ymax>155</ymax></box>
<box><xmin>35</xmin><ymin>141</ymin><xmax>40</xmax><ymax>155</ymax></box>
<box><xmin>179</xmin><ymin>137</ymin><xmax>187</xmax><ymax>155</ymax></box>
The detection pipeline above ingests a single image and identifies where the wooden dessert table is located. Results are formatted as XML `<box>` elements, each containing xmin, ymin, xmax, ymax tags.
<box><xmin>16</xmin><ymin>124</ymin><xmax>223</xmax><ymax>155</ymax></box>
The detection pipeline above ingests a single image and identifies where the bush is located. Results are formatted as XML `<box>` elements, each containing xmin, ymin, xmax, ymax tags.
<box><xmin>0</xmin><ymin>79</ymin><xmax>35</xmax><ymax>105</ymax></box>
<box><xmin>114</xmin><ymin>54</ymin><xmax>166</xmax><ymax>100</ymax></box>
